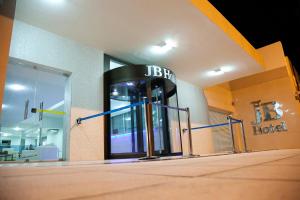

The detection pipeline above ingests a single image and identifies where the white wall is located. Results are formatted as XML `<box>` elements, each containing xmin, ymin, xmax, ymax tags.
<box><xmin>9</xmin><ymin>20</ymin><xmax>104</xmax><ymax>161</ymax></box>
<box><xmin>9</xmin><ymin>20</ymin><xmax>104</xmax><ymax>111</ymax></box>
<box><xmin>176</xmin><ymin>79</ymin><xmax>215</xmax><ymax>155</ymax></box>
<box><xmin>176</xmin><ymin>79</ymin><xmax>209</xmax><ymax>124</ymax></box>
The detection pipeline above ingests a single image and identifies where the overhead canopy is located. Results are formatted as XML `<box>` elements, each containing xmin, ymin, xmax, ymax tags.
<box><xmin>15</xmin><ymin>0</ymin><xmax>264</xmax><ymax>87</ymax></box>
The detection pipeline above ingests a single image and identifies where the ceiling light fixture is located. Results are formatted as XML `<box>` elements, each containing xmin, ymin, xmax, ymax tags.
<box><xmin>207</xmin><ymin>68</ymin><xmax>224</xmax><ymax>76</ymax></box>
<box><xmin>207</xmin><ymin>65</ymin><xmax>234</xmax><ymax>76</ymax></box>
<box><xmin>45</xmin><ymin>0</ymin><xmax>65</xmax><ymax>5</ymax></box>
<box><xmin>112</xmin><ymin>89</ymin><xmax>119</xmax><ymax>96</ymax></box>
<box><xmin>2</xmin><ymin>104</ymin><xmax>8</xmax><ymax>109</ymax></box>
<box><xmin>13</xmin><ymin>127</ymin><xmax>22</xmax><ymax>131</ymax></box>
<box><xmin>0</xmin><ymin>132</ymin><xmax>11</xmax><ymax>137</ymax></box>
<box><xmin>150</xmin><ymin>39</ymin><xmax>177</xmax><ymax>54</ymax></box>
<box><xmin>7</xmin><ymin>83</ymin><xmax>27</xmax><ymax>91</ymax></box>
<box><xmin>220</xmin><ymin>65</ymin><xmax>234</xmax><ymax>72</ymax></box>
<box><xmin>126</xmin><ymin>82</ymin><xmax>134</xmax><ymax>86</ymax></box>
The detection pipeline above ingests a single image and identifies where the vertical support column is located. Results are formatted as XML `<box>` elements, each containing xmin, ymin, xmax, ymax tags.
<box><xmin>228</xmin><ymin>116</ymin><xmax>236</xmax><ymax>153</ymax></box>
<box><xmin>240</xmin><ymin>120</ymin><xmax>248</xmax><ymax>152</ymax></box>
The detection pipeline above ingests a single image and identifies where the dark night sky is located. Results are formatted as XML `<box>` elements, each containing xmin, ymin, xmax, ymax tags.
<box><xmin>208</xmin><ymin>0</ymin><xmax>300</xmax><ymax>74</ymax></box>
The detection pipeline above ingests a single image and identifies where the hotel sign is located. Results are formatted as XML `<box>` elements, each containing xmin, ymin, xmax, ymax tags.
<box><xmin>251</xmin><ymin>100</ymin><xmax>288</xmax><ymax>135</ymax></box>
<box><xmin>145</xmin><ymin>65</ymin><xmax>176</xmax><ymax>84</ymax></box>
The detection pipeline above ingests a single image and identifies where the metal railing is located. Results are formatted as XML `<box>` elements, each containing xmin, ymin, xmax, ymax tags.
<box><xmin>76</xmin><ymin>99</ymin><xmax>195</xmax><ymax>159</ymax></box>
<box><xmin>76</xmin><ymin>100</ymin><xmax>248</xmax><ymax>158</ymax></box>
<box><xmin>185</xmin><ymin>116</ymin><xmax>248</xmax><ymax>153</ymax></box>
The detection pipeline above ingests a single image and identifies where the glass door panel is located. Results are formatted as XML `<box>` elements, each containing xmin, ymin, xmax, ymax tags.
<box><xmin>152</xmin><ymin>87</ymin><xmax>165</xmax><ymax>154</ymax></box>
<box><xmin>35</xmin><ymin>69</ymin><xmax>66</xmax><ymax>160</ymax></box>
<box><xmin>167</xmin><ymin>93</ymin><xmax>182</xmax><ymax>153</ymax></box>
<box><xmin>109</xmin><ymin>81</ymin><xmax>147</xmax><ymax>155</ymax></box>
<box><xmin>0</xmin><ymin>61</ymin><xmax>66</xmax><ymax>162</ymax></box>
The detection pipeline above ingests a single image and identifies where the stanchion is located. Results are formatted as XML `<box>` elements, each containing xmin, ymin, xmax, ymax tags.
<box><xmin>227</xmin><ymin>116</ymin><xmax>236</xmax><ymax>153</ymax></box>
<box><xmin>240</xmin><ymin>120</ymin><xmax>248</xmax><ymax>152</ymax></box>
<box><xmin>185</xmin><ymin>107</ymin><xmax>199</xmax><ymax>157</ymax></box>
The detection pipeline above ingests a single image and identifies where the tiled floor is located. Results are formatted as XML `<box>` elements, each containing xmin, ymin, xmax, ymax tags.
<box><xmin>0</xmin><ymin>149</ymin><xmax>300</xmax><ymax>200</ymax></box>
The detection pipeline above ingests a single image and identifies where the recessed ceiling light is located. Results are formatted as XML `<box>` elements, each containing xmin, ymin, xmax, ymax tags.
<box><xmin>207</xmin><ymin>68</ymin><xmax>224</xmax><ymax>76</ymax></box>
<box><xmin>45</xmin><ymin>0</ymin><xmax>65</xmax><ymax>5</ymax></box>
<box><xmin>150</xmin><ymin>39</ymin><xmax>177</xmax><ymax>54</ymax></box>
<box><xmin>220</xmin><ymin>65</ymin><xmax>234</xmax><ymax>72</ymax></box>
<box><xmin>207</xmin><ymin>65</ymin><xmax>234</xmax><ymax>76</ymax></box>
<box><xmin>0</xmin><ymin>132</ymin><xmax>11</xmax><ymax>137</ymax></box>
<box><xmin>7</xmin><ymin>83</ymin><xmax>27</xmax><ymax>91</ymax></box>
<box><xmin>126</xmin><ymin>82</ymin><xmax>134</xmax><ymax>86</ymax></box>
<box><xmin>13</xmin><ymin>127</ymin><xmax>22</xmax><ymax>131</ymax></box>
<box><xmin>112</xmin><ymin>89</ymin><xmax>119</xmax><ymax>96</ymax></box>
<box><xmin>2</xmin><ymin>104</ymin><xmax>8</xmax><ymax>109</ymax></box>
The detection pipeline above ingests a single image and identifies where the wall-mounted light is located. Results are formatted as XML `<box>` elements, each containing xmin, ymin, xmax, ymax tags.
<box><xmin>150</xmin><ymin>39</ymin><xmax>177</xmax><ymax>54</ymax></box>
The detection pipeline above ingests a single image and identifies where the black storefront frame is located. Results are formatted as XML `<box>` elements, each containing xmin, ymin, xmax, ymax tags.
<box><xmin>103</xmin><ymin>55</ymin><xmax>182</xmax><ymax>159</ymax></box>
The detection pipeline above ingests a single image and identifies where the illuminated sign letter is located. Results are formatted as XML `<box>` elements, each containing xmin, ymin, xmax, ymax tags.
<box><xmin>153</xmin><ymin>66</ymin><xmax>163</xmax><ymax>77</ymax></box>
<box><xmin>145</xmin><ymin>65</ymin><xmax>152</xmax><ymax>77</ymax></box>
<box><xmin>163</xmin><ymin>68</ymin><xmax>172</xmax><ymax>79</ymax></box>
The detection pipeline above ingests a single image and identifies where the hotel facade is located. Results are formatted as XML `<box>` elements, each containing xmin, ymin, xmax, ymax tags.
<box><xmin>0</xmin><ymin>0</ymin><xmax>299</xmax><ymax>162</ymax></box>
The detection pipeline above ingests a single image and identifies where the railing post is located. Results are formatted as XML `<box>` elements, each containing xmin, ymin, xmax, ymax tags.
<box><xmin>186</xmin><ymin>107</ymin><xmax>194</xmax><ymax>156</ymax></box>
<box><xmin>227</xmin><ymin>116</ymin><xmax>236</xmax><ymax>153</ymax></box>
<box><xmin>240</xmin><ymin>120</ymin><xmax>248</xmax><ymax>152</ymax></box>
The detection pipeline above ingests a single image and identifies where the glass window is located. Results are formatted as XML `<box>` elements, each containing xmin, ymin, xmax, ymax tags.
<box><xmin>110</xmin><ymin>60</ymin><xmax>124</xmax><ymax>70</ymax></box>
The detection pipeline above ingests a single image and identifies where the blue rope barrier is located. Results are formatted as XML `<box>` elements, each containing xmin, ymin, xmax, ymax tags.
<box><xmin>76</xmin><ymin>100</ymin><xmax>146</xmax><ymax>124</ymax></box>
<box><xmin>153</xmin><ymin>102</ymin><xmax>187</xmax><ymax>112</ymax></box>
<box><xmin>190</xmin><ymin>121</ymin><xmax>241</xmax><ymax>130</ymax></box>
<box><xmin>76</xmin><ymin>99</ymin><xmax>188</xmax><ymax>125</ymax></box>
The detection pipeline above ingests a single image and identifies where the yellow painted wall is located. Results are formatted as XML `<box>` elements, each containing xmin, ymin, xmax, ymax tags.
<box><xmin>204</xmin><ymin>84</ymin><xmax>245</xmax><ymax>152</ymax></box>
<box><xmin>204</xmin><ymin>83</ymin><xmax>235</xmax><ymax>113</ymax></box>
<box><xmin>231</xmin><ymin>75</ymin><xmax>300</xmax><ymax>151</ymax></box>
<box><xmin>257</xmin><ymin>41</ymin><xmax>286</xmax><ymax>70</ymax></box>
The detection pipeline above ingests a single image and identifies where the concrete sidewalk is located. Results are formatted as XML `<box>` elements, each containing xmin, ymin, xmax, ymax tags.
<box><xmin>0</xmin><ymin>149</ymin><xmax>300</xmax><ymax>200</ymax></box>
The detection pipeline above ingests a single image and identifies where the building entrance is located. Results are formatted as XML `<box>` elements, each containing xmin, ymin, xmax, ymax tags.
<box><xmin>104</xmin><ymin>65</ymin><xmax>182</xmax><ymax>159</ymax></box>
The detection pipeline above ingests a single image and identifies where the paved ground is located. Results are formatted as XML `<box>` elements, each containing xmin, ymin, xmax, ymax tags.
<box><xmin>0</xmin><ymin>149</ymin><xmax>300</xmax><ymax>200</ymax></box>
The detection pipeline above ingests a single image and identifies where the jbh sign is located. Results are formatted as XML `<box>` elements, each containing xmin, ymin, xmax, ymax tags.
<box><xmin>145</xmin><ymin>65</ymin><xmax>176</xmax><ymax>83</ymax></box>
<box><xmin>251</xmin><ymin>100</ymin><xmax>288</xmax><ymax>135</ymax></box>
